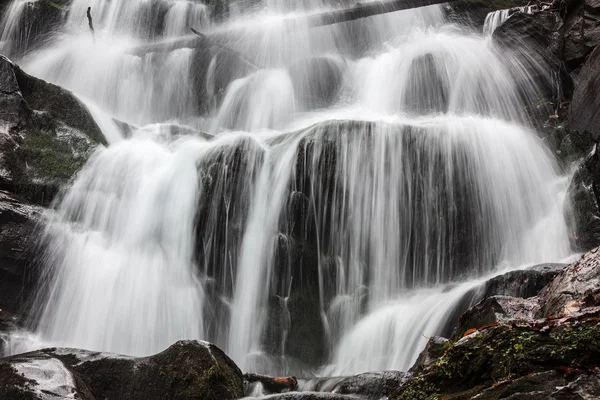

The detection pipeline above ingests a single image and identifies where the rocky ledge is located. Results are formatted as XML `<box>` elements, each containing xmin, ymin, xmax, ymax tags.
<box><xmin>0</xmin><ymin>340</ymin><xmax>244</xmax><ymax>400</ymax></box>
<box><xmin>391</xmin><ymin>247</ymin><xmax>600</xmax><ymax>400</ymax></box>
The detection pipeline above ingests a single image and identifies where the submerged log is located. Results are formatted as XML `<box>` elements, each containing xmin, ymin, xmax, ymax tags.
<box><xmin>131</xmin><ymin>0</ymin><xmax>455</xmax><ymax>55</ymax></box>
<box><xmin>244</xmin><ymin>373</ymin><xmax>298</xmax><ymax>393</ymax></box>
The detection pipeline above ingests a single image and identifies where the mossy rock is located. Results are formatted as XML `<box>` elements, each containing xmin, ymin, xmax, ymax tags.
<box><xmin>392</xmin><ymin>317</ymin><xmax>600</xmax><ymax>400</ymax></box>
<box><xmin>0</xmin><ymin>340</ymin><xmax>244</xmax><ymax>400</ymax></box>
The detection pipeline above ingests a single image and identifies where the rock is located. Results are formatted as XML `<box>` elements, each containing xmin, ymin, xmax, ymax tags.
<box><xmin>562</xmin><ymin>0</ymin><xmax>600</xmax><ymax>64</ymax></box>
<box><xmin>0</xmin><ymin>340</ymin><xmax>244</xmax><ymax>400</ymax></box>
<box><xmin>570</xmin><ymin>44</ymin><xmax>600</xmax><ymax>141</ymax></box>
<box><xmin>470</xmin><ymin>370</ymin><xmax>600</xmax><ymax>400</ymax></box>
<box><xmin>0</xmin><ymin>56</ymin><xmax>103</xmax><ymax>205</ymax></box>
<box><xmin>409</xmin><ymin>337</ymin><xmax>448</xmax><ymax>375</ymax></box>
<box><xmin>479</xmin><ymin>263</ymin><xmax>565</xmax><ymax>299</ymax></box>
<box><xmin>394</xmin><ymin>317</ymin><xmax>600</xmax><ymax>400</ymax></box>
<box><xmin>567</xmin><ymin>146</ymin><xmax>600</xmax><ymax>251</ymax></box>
<box><xmin>493</xmin><ymin>9</ymin><xmax>572</xmax><ymax>100</ymax></box>
<box><xmin>0</xmin><ymin>190</ymin><xmax>43</xmax><ymax>318</ymax></box>
<box><xmin>537</xmin><ymin>246</ymin><xmax>600</xmax><ymax>318</ymax></box>
<box><xmin>457</xmin><ymin>295</ymin><xmax>538</xmax><ymax>334</ymax></box>
<box><xmin>301</xmin><ymin>371</ymin><xmax>408</xmax><ymax>399</ymax></box>
<box><xmin>403</xmin><ymin>53</ymin><xmax>449</xmax><ymax>114</ymax></box>
<box><xmin>288</xmin><ymin>57</ymin><xmax>345</xmax><ymax>110</ymax></box>
<box><xmin>191</xmin><ymin>42</ymin><xmax>258</xmax><ymax>113</ymax></box>
<box><xmin>392</xmin><ymin>247</ymin><xmax>600</xmax><ymax>400</ymax></box>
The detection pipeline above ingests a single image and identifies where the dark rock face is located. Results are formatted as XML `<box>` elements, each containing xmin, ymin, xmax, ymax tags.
<box><xmin>567</xmin><ymin>144</ymin><xmax>600</xmax><ymax>251</ymax></box>
<box><xmin>0</xmin><ymin>0</ymin><xmax>67</xmax><ymax>59</ymax></box>
<box><xmin>391</xmin><ymin>247</ymin><xmax>600</xmax><ymax>400</ymax></box>
<box><xmin>457</xmin><ymin>295</ymin><xmax>539</xmax><ymax>333</ymax></box>
<box><xmin>0</xmin><ymin>56</ymin><xmax>102</xmax><ymax>205</ymax></box>
<box><xmin>288</xmin><ymin>57</ymin><xmax>345</xmax><ymax>110</ymax></box>
<box><xmin>0</xmin><ymin>340</ymin><xmax>244</xmax><ymax>400</ymax></box>
<box><xmin>409</xmin><ymin>337</ymin><xmax>448</xmax><ymax>375</ymax></box>
<box><xmin>479</xmin><ymin>263</ymin><xmax>565</xmax><ymax>299</ymax></box>
<box><xmin>0</xmin><ymin>190</ymin><xmax>42</xmax><ymax>318</ymax></box>
<box><xmin>404</xmin><ymin>54</ymin><xmax>449</xmax><ymax>114</ymax></box>
<box><xmin>493</xmin><ymin>9</ymin><xmax>572</xmax><ymax>100</ymax></box>
<box><xmin>562</xmin><ymin>0</ymin><xmax>600</xmax><ymax>64</ymax></box>
<box><xmin>570</xmin><ymin>45</ymin><xmax>600</xmax><ymax>141</ymax></box>
<box><xmin>537</xmin><ymin>246</ymin><xmax>600</xmax><ymax>318</ymax></box>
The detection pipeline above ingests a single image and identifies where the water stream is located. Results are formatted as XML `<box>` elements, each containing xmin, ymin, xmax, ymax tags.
<box><xmin>1</xmin><ymin>0</ymin><xmax>573</xmax><ymax>377</ymax></box>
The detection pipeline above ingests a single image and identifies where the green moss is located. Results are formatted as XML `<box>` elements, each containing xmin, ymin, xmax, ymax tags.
<box><xmin>394</xmin><ymin>376</ymin><xmax>440</xmax><ymax>400</ymax></box>
<box><xmin>18</xmin><ymin>132</ymin><xmax>87</xmax><ymax>182</ymax></box>
<box><xmin>391</xmin><ymin>319</ymin><xmax>600</xmax><ymax>400</ymax></box>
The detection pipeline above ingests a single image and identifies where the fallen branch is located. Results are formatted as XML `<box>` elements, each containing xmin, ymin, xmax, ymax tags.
<box><xmin>131</xmin><ymin>0</ymin><xmax>455</xmax><ymax>56</ymax></box>
<box><xmin>87</xmin><ymin>7</ymin><xmax>95</xmax><ymax>40</ymax></box>
<box><xmin>244</xmin><ymin>373</ymin><xmax>298</xmax><ymax>393</ymax></box>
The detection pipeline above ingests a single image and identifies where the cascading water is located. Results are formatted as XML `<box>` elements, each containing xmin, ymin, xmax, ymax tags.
<box><xmin>483</xmin><ymin>5</ymin><xmax>538</xmax><ymax>35</ymax></box>
<box><xmin>2</xmin><ymin>0</ymin><xmax>574</xmax><ymax>379</ymax></box>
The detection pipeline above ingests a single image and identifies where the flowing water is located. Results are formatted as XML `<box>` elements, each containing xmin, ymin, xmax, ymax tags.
<box><xmin>1</xmin><ymin>0</ymin><xmax>573</xmax><ymax>377</ymax></box>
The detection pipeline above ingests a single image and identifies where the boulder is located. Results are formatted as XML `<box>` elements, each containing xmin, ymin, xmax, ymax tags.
<box><xmin>566</xmin><ymin>145</ymin><xmax>600</xmax><ymax>251</ymax></box>
<box><xmin>0</xmin><ymin>56</ymin><xmax>103</xmax><ymax>205</ymax></box>
<box><xmin>537</xmin><ymin>246</ymin><xmax>600</xmax><ymax>318</ymax></box>
<box><xmin>0</xmin><ymin>190</ymin><xmax>43</xmax><ymax>318</ymax></box>
<box><xmin>409</xmin><ymin>336</ymin><xmax>448</xmax><ymax>375</ymax></box>
<box><xmin>393</xmin><ymin>317</ymin><xmax>600</xmax><ymax>400</ymax></box>
<box><xmin>392</xmin><ymin>247</ymin><xmax>600</xmax><ymax>400</ymax></box>
<box><xmin>0</xmin><ymin>340</ymin><xmax>244</xmax><ymax>400</ymax></box>
<box><xmin>456</xmin><ymin>295</ymin><xmax>538</xmax><ymax>334</ymax></box>
<box><xmin>288</xmin><ymin>57</ymin><xmax>345</xmax><ymax>110</ymax></box>
<box><xmin>493</xmin><ymin>9</ymin><xmax>572</xmax><ymax>100</ymax></box>
<box><xmin>562</xmin><ymin>0</ymin><xmax>600</xmax><ymax>64</ymax></box>
<box><xmin>479</xmin><ymin>263</ymin><xmax>565</xmax><ymax>299</ymax></box>
<box><xmin>570</xmin><ymin>44</ymin><xmax>600</xmax><ymax>141</ymax></box>
<box><xmin>466</xmin><ymin>370</ymin><xmax>600</xmax><ymax>400</ymax></box>
<box><xmin>404</xmin><ymin>53</ymin><xmax>449</xmax><ymax>114</ymax></box>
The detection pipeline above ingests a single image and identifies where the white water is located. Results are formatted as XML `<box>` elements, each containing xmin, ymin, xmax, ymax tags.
<box><xmin>483</xmin><ymin>5</ymin><xmax>538</xmax><ymax>35</ymax></box>
<box><xmin>2</xmin><ymin>0</ymin><xmax>573</xmax><ymax>376</ymax></box>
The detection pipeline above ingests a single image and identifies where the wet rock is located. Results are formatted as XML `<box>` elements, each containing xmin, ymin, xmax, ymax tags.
<box><xmin>0</xmin><ymin>351</ymin><xmax>94</xmax><ymax>400</ymax></box>
<box><xmin>0</xmin><ymin>340</ymin><xmax>244</xmax><ymax>400</ymax></box>
<box><xmin>570</xmin><ymin>44</ymin><xmax>600</xmax><ymax>141</ymax></box>
<box><xmin>470</xmin><ymin>370</ymin><xmax>600</xmax><ymax>400</ymax></box>
<box><xmin>191</xmin><ymin>41</ymin><xmax>258</xmax><ymax>113</ymax></box>
<box><xmin>302</xmin><ymin>371</ymin><xmax>409</xmax><ymax>399</ymax></box>
<box><xmin>493</xmin><ymin>10</ymin><xmax>572</xmax><ymax>100</ymax></box>
<box><xmin>537</xmin><ymin>246</ymin><xmax>600</xmax><ymax>318</ymax></box>
<box><xmin>409</xmin><ymin>337</ymin><xmax>448</xmax><ymax>375</ymax></box>
<box><xmin>393</xmin><ymin>247</ymin><xmax>600</xmax><ymax>400</ymax></box>
<box><xmin>0</xmin><ymin>190</ymin><xmax>43</xmax><ymax>318</ymax></box>
<box><xmin>288</xmin><ymin>57</ymin><xmax>345</xmax><ymax>110</ymax></box>
<box><xmin>404</xmin><ymin>53</ymin><xmax>449</xmax><ymax>114</ymax></box>
<box><xmin>566</xmin><ymin>145</ymin><xmax>600</xmax><ymax>251</ymax></box>
<box><xmin>480</xmin><ymin>263</ymin><xmax>565</xmax><ymax>299</ymax></box>
<box><xmin>562</xmin><ymin>0</ymin><xmax>600</xmax><ymax>64</ymax></box>
<box><xmin>457</xmin><ymin>295</ymin><xmax>538</xmax><ymax>334</ymax></box>
<box><xmin>394</xmin><ymin>317</ymin><xmax>600</xmax><ymax>400</ymax></box>
<box><xmin>0</xmin><ymin>56</ymin><xmax>103</xmax><ymax>205</ymax></box>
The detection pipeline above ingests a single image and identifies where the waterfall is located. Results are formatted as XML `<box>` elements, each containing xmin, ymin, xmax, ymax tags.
<box><xmin>483</xmin><ymin>5</ymin><xmax>538</xmax><ymax>35</ymax></box>
<box><xmin>2</xmin><ymin>0</ymin><xmax>573</xmax><ymax>377</ymax></box>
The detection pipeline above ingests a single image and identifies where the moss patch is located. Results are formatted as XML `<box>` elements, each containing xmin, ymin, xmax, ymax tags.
<box><xmin>392</xmin><ymin>318</ymin><xmax>600</xmax><ymax>400</ymax></box>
